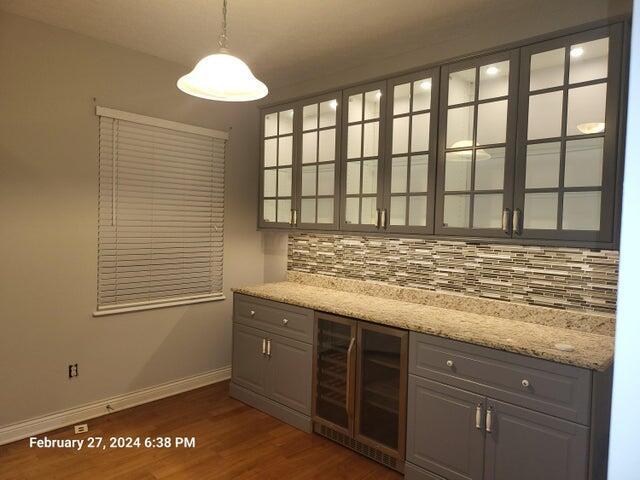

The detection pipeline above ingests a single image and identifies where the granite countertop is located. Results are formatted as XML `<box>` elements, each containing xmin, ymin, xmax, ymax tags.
<box><xmin>232</xmin><ymin>273</ymin><xmax>615</xmax><ymax>371</ymax></box>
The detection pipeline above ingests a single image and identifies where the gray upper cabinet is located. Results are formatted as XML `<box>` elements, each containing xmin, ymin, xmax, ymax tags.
<box><xmin>382</xmin><ymin>69</ymin><xmax>440</xmax><ymax>234</ymax></box>
<box><xmin>435</xmin><ymin>49</ymin><xmax>519</xmax><ymax>238</ymax></box>
<box><xmin>340</xmin><ymin>81</ymin><xmax>387</xmax><ymax>231</ymax></box>
<box><xmin>513</xmin><ymin>24</ymin><xmax>624</xmax><ymax>245</ymax></box>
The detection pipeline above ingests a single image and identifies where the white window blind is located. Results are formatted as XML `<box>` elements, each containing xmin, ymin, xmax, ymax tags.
<box><xmin>96</xmin><ymin>107</ymin><xmax>227</xmax><ymax>315</ymax></box>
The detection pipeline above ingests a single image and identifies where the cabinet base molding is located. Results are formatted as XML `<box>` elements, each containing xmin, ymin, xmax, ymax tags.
<box><xmin>404</xmin><ymin>462</ymin><xmax>446</xmax><ymax>480</ymax></box>
<box><xmin>229</xmin><ymin>382</ymin><xmax>312</xmax><ymax>433</ymax></box>
<box><xmin>313</xmin><ymin>423</ymin><xmax>404</xmax><ymax>473</ymax></box>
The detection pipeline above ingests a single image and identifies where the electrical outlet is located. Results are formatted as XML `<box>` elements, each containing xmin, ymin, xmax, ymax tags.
<box><xmin>74</xmin><ymin>424</ymin><xmax>88</xmax><ymax>434</ymax></box>
<box><xmin>68</xmin><ymin>364</ymin><xmax>78</xmax><ymax>378</ymax></box>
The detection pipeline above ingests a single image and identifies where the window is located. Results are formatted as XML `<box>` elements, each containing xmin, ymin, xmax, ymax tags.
<box><xmin>95</xmin><ymin>107</ymin><xmax>227</xmax><ymax>315</ymax></box>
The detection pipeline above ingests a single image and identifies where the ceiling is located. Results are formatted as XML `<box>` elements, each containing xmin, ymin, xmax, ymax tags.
<box><xmin>0</xmin><ymin>0</ymin><xmax>631</xmax><ymax>92</ymax></box>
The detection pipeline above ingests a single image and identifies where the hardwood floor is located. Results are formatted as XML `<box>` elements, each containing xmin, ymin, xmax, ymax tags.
<box><xmin>0</xmin><ymin>381</ymin><xmax>402</xmax><ymax>479</ymax></box>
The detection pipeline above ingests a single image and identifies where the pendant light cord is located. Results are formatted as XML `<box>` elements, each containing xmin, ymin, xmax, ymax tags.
<box><xmin>218</xmin><ymin>0</ymin><xmax>228</xmax><ymax>49</ymax></box>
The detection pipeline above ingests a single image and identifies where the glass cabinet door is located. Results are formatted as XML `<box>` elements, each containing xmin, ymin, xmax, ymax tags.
<box><xmin>260</xmin><ymin>105</ymin><xmax>296</xmax><ymax>228</ymax></box>
<box><xmin>297</xmin><ymin>93</ymin><xmax>341</xmax><ymax>229</ymax></box>
<box><xmin>384</xmin><ymin>70</ymin><xmax>439</xmax><ymax>234</ymax></box>
<box><xmin>340</xmin><ymin>82</ymin><xmax>386</xmax><ymax>231</ymax></box>
<box><xmin>514</xmin><ymin>24</ymin><xmax>623</xmax><ymax>243</ymax></box>
<box><xmin>435</xmin><ymin>50</ymin><xmax>519</xmax><ymax>237</ymax></box>
<box><xmin>355</xmin><ymin>323</ymin><xmax>408</xmax><ymax>458</ymax></box>
<box><xmin>313</xmin><ymin>314</ymin><xmax>357</xmax><ymax>435</ymax></box>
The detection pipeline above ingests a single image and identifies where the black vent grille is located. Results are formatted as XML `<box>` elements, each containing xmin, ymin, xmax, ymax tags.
<box><xmin>314</xmin><ymin>423</ymin><xmax>402</xmax><ymax>472</ymax></box>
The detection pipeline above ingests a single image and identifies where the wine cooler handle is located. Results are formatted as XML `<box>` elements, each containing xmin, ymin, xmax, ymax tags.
<box><xmin>345</xmin><ymin>337</ymin><xmax>356</xmax><ymax>416</ymax></box>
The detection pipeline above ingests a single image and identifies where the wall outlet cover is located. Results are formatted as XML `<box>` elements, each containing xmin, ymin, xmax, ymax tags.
<box><xmin>74</xmin><ymin>424</ymin><xmax>88</xmax><ymax>434</ymax></box>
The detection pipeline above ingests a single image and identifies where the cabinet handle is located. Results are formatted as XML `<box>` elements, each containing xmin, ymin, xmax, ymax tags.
<box><xmin>282</xmin><ymin>318</ymin><xmax>288</xmax><ymax>325</ymax></box>
<box><xmin>502</xmin><ymin>208</ymin><xmax>511</xmax><ymax>235</ymax></box>
<box><xmin>290</xmin><ymin>209</ymin><xmax>295</xmax><ymax>227</ymax></box>
<box><xmin>512</xmin><ymin>208</ymin><xmax>522</xmax><ymax>236</ymax></box>
<box><xmin>475</xmin><ymin>404</ymin><xmax>483</xmax><ymax>429</ymax></box>
<box><xmin>293</xmin><ymin>209</ymin><xmax>298</xmax><ymax>226</ymax></box>
<box><xmin>381</xmin><ymin>209</ymin><xmax>387</xmax><ymax>230</ymax></box>
<box><xmin>521</xmin><ymin>379</ymin><xmax>530</xmax><ymax>389</ymax></box>
<box><xmin>345</xmin><ymin>337</ymin><xmax>356</xmax><ymax>415</ymax></box>
<box><xmin>376</xmin><ymin>208</ymin><xmax>382</xmax><ymax>229</ymax></box>
<box><xmin>485</xmin><ymin>407</ymin><xmax>493</xmax><ymax>433</ymax></box>
<box><xmin>250</xmin><ymin>310</ymin><xmax>255</xmax><ymax>317</ymax></box>
<box><xmin>266</xmin><ymin>339</ymin><xmax>271</xmax><ymax>357</ymax></box>
<box><xmin>262</xmin><ymin>338</ymin><xmax>266</xmax><ymax>355</ymax></box>
<box><xmin>446</xmin><ymin>360</ymin><xmax>454</xmax><ymax>368</ymax></box>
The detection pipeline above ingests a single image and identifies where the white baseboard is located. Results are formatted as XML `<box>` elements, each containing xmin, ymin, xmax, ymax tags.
<box><xmin>0</xmin><ymin>365</ymin><xmax>231</xmax><ymax>446</ymax></box>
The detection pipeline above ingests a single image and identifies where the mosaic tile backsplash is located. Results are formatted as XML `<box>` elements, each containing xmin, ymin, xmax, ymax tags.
<box><xmin>288</xmin><ymin>233</ymin><xmax>619</xmax><ymax>314</ymax></box>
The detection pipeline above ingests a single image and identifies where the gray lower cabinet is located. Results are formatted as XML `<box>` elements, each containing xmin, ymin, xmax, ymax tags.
<box><xmin>230</xmin><ymin>294</ymin><xmax>314</xmax><ymax>433</ymax></box>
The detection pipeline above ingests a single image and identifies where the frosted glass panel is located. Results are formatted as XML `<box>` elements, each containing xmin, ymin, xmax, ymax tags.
<box><xmin>413</xmin><ymin>79</ymin><xmax>432</xmax><ymax>111</ymax></box>
<box><xmin>411</xmin><ymin>113</ymin><xmax>430</xmax><ymax>152</ymax></box>
<box><xmin>348</xmin><ymin>94</ymin><xmax>363</xmax><ymax>123</ymax></box>
<box><xmin>530</xmin><ymin>48</ymin><xmax>565</xmax><ymax>91</ymax></box>
<box><xmin>303</xmin><ymin>104</ymin><xmax>317</xmax><ymax>130</ymax></box>
<box><xmin>476</xmin><ymin>100</ymin><xmax>507</xmax><ymax>145</ymax></box>
<box><xmin>570</xmin><ymin>37</ymin><xmax>608</xmax><ymax>84</ymax></box>
<box><xmin>526</xmin><ymin>142</ymin><xmax>560</xmax><ymax>189</ymax></box>
<box><xmin>443</xmin><ymin>195</ymin><xmax>470</xmax><ymax>228</ymax></box>
<box><xmin>278</xmin><ymin>136</ymin><xmax>293</xmax><ymax>165</ymax></box>
<box><xmin>263</xmin><ymin>169</ymin><xmax>276</xmax><ymax>197</ymax></box>
<box><xmin>408</xmin><ymin>196</ymin><xmax>427</xmax><ymax>226</ymax></box>
<box><xmin>566</xmin><ymin>83</ymin><xmax>607</xmax><ymax>136</ymax></box>
<box><xmin>347</xmin><ymin>125</ymin><xmax>362</xmax><ymax>159</ymax></box>
<box><xmin>319</xmin><ymin>100</ymin><xmax>337</xmax><ymax>127</ymax></box>
<box><xmin>361</xmin><ymin>197</ymin><xmax>378</xmax><ymax>225</ymax></box>
<box><xmin>364</xmin><ymin>90</ymin><xmax>381</xmax><ymax>119</ymax></box>
<box><xmin>524</xmin><ymin>193</ymin><xmax>557</xmax><ymax>229</ymax></box>
<box><xmin>263</xmin><ymin>199</ymin><xmax>276</xmax><ymax>222</ymax></box>
<box><xmin>317</xmin><ymin>164</ymin><xmax>335</xmax><ymax>195</ymax></box>
<box><xmin>410</xmin><ymin>155</ymin><xmax>429</xmax><ymax>192</ymax></box>
<box><xmin>473</xmin><ymin>194</ymin><xmax>502</xmax><ymax>228</ymax></box>
<box><xmin>264</xmin><ymin>113</ymin><xmax>278</xmax><ymax>137</ymax></box>
<box><xmin>528</xmin><ymin>91</ymin><xmax>563</xmax><ymax>140</ymax></box>
<box><xmin>391</xmin><ymin>157</ymin><xmax>408</xmax><ymax>194</ymax></box>
<box><xmin>301</xmin><ymin>165</ymin><xmax>316</xmax><ymax>196</ymax></box>
<box><xmin>448</xmin><ymin>68</ymin><xmax>476</xmax><ymax>105</ymax></box>
<box><xmin>390</xmin><ymin>196</ymin><xmax>406</xmax><ymax>225</ymax></box>
<box><xmin>317</xmin><ymin>198</ymin><xmax>333</xmax><ymax>223</ymax></box>
<box><xmin>318</xmin><ymin>129</ymin><xmax>335</xmax><ymax>162</ymax></box>
<box><xmin>394</xmin><ymin>83</ymin><xmax>411</xmax><ymax>115</ymax></box>
<box><xmin>346</xmin><ymin>162</ymin><xmax>360</xmax><ymax>194</ymax></box>
<box><xmin>276</xmin><ymin>199</ymin><xmax>291</xmax><ymax>223</ymax></box>
<box><xmin>361</xmin><ymin>160</ymin><xmax>378</xmax><ymax>194</ymax></box>
<box><xmin>279</xmin><ymin>110</ymin><xmax>293</xmax><ymax>134</ymax></box>
<box><xmin>302</xmin><ymin>132</ymin><xmax>317</xmax><ymax>164</ymax></box>
<box><xmin>277</xmin><ymin>168</ymin><xmax>291</xmax><ymax>196</ymax></box>
<box><xmin>562</xmin><ymin>191</ymin><xmax>601</xmax><ymax>230</ymax></box>
<box><xmin>475</xmin><ymin>147</ymin><xmax>505</xmax><ymax>191</ymax></box>
<box><xmin>479</xmin><ymin>61</ymin><xmax>509</xmax><ymax>100</ymax></box>
<box><xmin>345</xmin><ymin>198</ymin><xmax>359</xmax><ymax>224</ymax></box>
<box><xmin>564</xmin><ymin>138</ymin><xmax>604</xmax><ymax>187</ymax></box>
<box><xmin>363</xmin><ymin>122</ymin><xmax>379</xmax><ymax>157</ymax></box>
<box><xmin>393</xmin><ymin>117</ymin><xmax>409</xmax><ymax>155</ymax></box>
<box><xmin>447</xmin><ymin>106</ymin><xmax>475</xmax><ymax>148</ymax></box>
<box><xmin>264</xmin><ymin>138</ymin><xmax>277</xmax><ymax>167</ymax></box>
<box><xmin>300</xmin><ymin>198</ymin><xmax>315</xmax><ymax>223</ymax></box>
<box><xmin>445</xmin><ymin>152</ymin><xmax>472</xmax><ymax>191</ymax></box>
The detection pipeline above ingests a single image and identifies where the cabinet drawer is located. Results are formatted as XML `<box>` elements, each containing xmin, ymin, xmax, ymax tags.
<box><xmin>409</xmin><ymin>332</ymin><xmax>592</xmax><ymax>424</ymax></box>
<box><xmin>234</xmin><ymin>293</ymin><xmax>314</xmax><ymax>343</ymax></box>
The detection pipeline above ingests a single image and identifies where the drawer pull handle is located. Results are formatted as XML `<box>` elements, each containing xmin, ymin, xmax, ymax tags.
<box><xmin>521</xmin><ymin>379</ymin><xmax>530</xmax><ymax>388</ymax></box>
<box><xmin>266</xmin><ymin>339</ymin><xmax>271</xmax><ymax>358</ymax></box>
<box><xmin>250</xmin><ymin>310</ymin><xmax>255</xmax><ymax>317</ymax></box>
<box><xmin>485</xmin><ymin>407</ymin><xmax>493</xmax><ymax>433</ymax></box>
<box><xmin>262</xmin><ymin>338</ymin><xmax>266</xmax><ymax>355</ymax></box>
<box><xmin>475</xmin><ymin>404</ymin><xmax>482</xmax><ymax>429</ymax></box>
<box><xmin>446</xmin><ymin>360</ymin><xmax>454</xmax><ymax>368</ymax></box>
<box><xmin>282</xmin><ymin>318</ymin><xmax>289</xmax><ymax>325</ymax></box>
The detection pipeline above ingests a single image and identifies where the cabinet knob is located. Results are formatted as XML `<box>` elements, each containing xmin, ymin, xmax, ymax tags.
<box><xmin>446</xmin><ymin>360</ymin><xmax>454</xmax><ymax>368</ymax></box>
<box><xmin>250</xmin><ymin>310</ymin><xmax>255</xmax><ymax>317</ymax></box>
<box><xmin>521</xmin><ymin>379</ymin><xmax>530</xmax><ymax>388</ymax></box>
<box><xmin>282</xmin><ymin>318</ymin><xmax>288</xmax><ymax>325</ymax></box>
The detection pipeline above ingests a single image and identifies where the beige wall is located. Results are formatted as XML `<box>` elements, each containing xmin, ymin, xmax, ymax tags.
<box><xmin>0</xmin><ymin>12</ymin><xmax>265</xmax><ymax>426</ymax></box>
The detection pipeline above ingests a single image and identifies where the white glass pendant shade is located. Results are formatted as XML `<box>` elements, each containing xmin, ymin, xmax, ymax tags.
<box><xmin>177</xmin><ymin>49</ymin><xmax>268</xmax><ymax>102</ymax></box>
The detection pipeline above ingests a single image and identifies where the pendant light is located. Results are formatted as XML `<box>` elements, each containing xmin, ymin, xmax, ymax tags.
<box><xmin>177</xmin><ymin>0</ymin><xmax>268</xmax><ymax>102</ymax></box>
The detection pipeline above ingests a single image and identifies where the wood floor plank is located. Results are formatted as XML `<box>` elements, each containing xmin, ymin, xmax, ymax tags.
<box><xmin>0</xmin><ymin>381</ymin><xmax>402</xmax><ymax>480</ymax></box>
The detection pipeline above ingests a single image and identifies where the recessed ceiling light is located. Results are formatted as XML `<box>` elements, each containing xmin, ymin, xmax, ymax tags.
<box><xmin>485</xmin><ymin>66</ymin><xmax>499</xmax><ymax>75</ymax></box>
<box><xmin>577</xmin><ymin>122</ymin><xmax>605</xmax><ymax>134</ymax></box>
<box><xmin>570</xmin><ymin>46</ymin><xmax>584</xmax><ymax>58</ymax></box>
<box><xmin>420</xmin><ymin>80</ymin><xmax>432</xmax><ymax>90</ymax></box>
